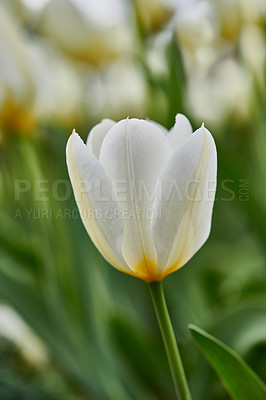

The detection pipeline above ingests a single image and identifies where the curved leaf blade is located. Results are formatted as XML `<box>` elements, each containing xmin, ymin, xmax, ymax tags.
<box><xmin>189</xmin><ymin>324</ymin><xmax>266</xmax><ymax>400</ymax></box>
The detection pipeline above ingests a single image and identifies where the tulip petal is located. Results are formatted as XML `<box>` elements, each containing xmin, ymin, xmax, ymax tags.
<box><xmin>151</xmin><ymin>125</ymin><xmax>217</xmax><ymax>279</ymax></box>
<box><xmin>66</xmin><ymin>130</ymin><xmax>132</xmax><ymax>275</ymax></box>
<box><xmin>86</xmin><ymin>119</ymin><xmax>116</xmax><ymax>159</ymax></box>
<box><xmin>167</xmin><ymin>114</ymin><xmax>193</xmax><ymax>150</ymax></box>
<box><xmin>99</xmin><ymin>119</ymin><xmax>172</xmax><ymax>281</ymax></box>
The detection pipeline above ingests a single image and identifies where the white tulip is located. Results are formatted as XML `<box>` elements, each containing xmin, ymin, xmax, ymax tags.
<box><xmin>187</xmin><ymin>59</ymin><xmax>252</xmax><ymax>124</ymax></box>
<box><xmin>134</xmin><ymin>0</ymin><xmax>174</xmax><ymax>33</ymax></box>
<box><xmin>39</xmin><ymin>0</ymin><xmax>133</xmax><ymax>65</ymax></box>
<box><xmin>0</xmin><ymin>4</ymin><xmax>36</xmax><ymax>139</ymax></box>
<box><xmin>66</xmin><ymin>115</ymin><xmax>217</xmax><ymax>282</ymax></box>
<box><xmin>84</xmin><ymin>60</ymin><xmax>148</xmax><ymax>121</ymax></box>
<box><xmin>28</xmin><ymin>41</ymin><xmax>82</xmax><ymax>125</ymax></box>
<box><xmin>175</xmin><ymin>1</ymin><xmax>216</xmax><ymax>54</ymax></box>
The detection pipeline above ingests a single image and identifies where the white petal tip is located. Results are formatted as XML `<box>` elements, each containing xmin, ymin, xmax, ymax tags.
<box><xmin>69</xmin><ymin>129</ymin><xmax>79</xmax><ymax>143</ymax></box>
<box><xmin>175</xmin><ymin>113</ymin><xmax>185</xmax><ymax>120</ymax></box>
<box><xmin>66</xmin><ymin>129</ymin><xmax>86</xmax><ymax>158</ymax></box>
<box><xmin>175</xmin><ymin>113</ymin><xmax>191</xmax><ymax>124</ymax></box>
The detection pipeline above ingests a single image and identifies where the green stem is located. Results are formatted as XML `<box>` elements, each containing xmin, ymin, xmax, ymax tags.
<box><xmin>149</xmin><ymin>281</ymin><xmax>192</xmax><ymax>400</ymax></box>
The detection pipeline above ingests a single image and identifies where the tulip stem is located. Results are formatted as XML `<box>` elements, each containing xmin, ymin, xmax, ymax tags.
<box><xmin>149</xmin><ymin>281</ymin><xmax>192</xmax><ymax>400</ymax></box>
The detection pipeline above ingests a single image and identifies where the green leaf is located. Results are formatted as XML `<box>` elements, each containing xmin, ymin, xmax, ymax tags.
<box><xmin>189</xmin><ymin>324</ymin><xmax>266</xmax><ymax>400</ymax></box>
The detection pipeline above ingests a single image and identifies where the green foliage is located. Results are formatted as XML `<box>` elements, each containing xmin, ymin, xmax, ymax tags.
<box><xmin>189</xmin><ymin>325</ymin><xmax>266</xmax><ymax>400</ymax></box>
<box><xmin>0</xmin><ymin>336</ymin><xmax>77</xmax><ymax>400</ymax></box>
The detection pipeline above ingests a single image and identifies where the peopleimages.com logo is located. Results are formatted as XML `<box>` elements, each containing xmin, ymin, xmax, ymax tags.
<box><xmin>14</xmin><ymin>178</ymin><xmax>248</xmax><ymax>202</ymax></box>
<box><xmin>14</xmin><ymin>207</ymin><xmax>162</xmax><ymax>221</ymax></box>
<box><xmin>13</xmin><ymin>177</ymin><xmax>249</xmax><ymax>220</ymax></box>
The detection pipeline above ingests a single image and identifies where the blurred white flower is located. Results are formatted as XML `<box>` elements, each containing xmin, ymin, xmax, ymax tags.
<box><xmin>0</xmin><ymin>0</ymin><xmax>28</xmax><ymax>24</ymax></box>
<box><xmin>214</xmin><ymin>0</ymin><xmax>266</xmax><ymax>42</ymax></box>
<box><xmin>240</xmin><ymin>0</ymin><xmax>266</xmax><ymax>24</ymax></box>
<box><xmin>28</xmin><ymin>40</ymin><xmax>83</xmax><ymax>126</ymax></box>
<box><xmin>21</xmin><ymin>0</ymin><xmax>50</xmax><ymax>12</ymax></box>
<box><xmin>187</xmin><ymin>58</ymin><xmax>252</xmax><ymax>124</ymax></box>
<box><xmin>0</xmin><ymin>4</ymin><xmax>36</xmax><ymax>139</ymax></box>
<box><xmin>0</xmin><ymin>304</ymin><xmax>48</xmax><ymax>364</ymax></box>
<box><xmin>240</xmin><ymin>24</ymin><xmax>266</xmax><ymax>88</ymax></box>
<box><xmin>39</xmin><ymin>0</ymin><xmax>133</xmax><ymax>64</ymax></box>
<box><xmin>216</xmin><ymin>0</ymin><xmax>242</xmax><ymax>41</ymax></box>
<box><xmin>0</xmin><ymin>6</ymin><xmax>33</xmax><ymax>105</ymax></box>
<box><xmin>146</xmin><ymin>29</ymin><xmax>172</xmax><ymax>78</ymax></box>
<box><xmin>174</xmin><ymin>0</ymin><xmax>265</xmax><ymax>126</ymax></box>
<box><xmin>134</xmin><ymin>0</ymin><xmax>174</xmax><ymax>33</ymax></box>
<box><xmin>176</xmin><ymin>1</ymin><xmax>216</xmax><ymax>57</ymax></box>
<box><xmin>85</xmin><ymin>60</ymin><xmax>148</xmax><ymax>121</ymax></box>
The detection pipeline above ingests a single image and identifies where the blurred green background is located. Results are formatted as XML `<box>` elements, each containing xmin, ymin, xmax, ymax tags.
<box><xmin>0</xmin><ymin>0</ymin><xmax>265</xmax><ymax>399</ymax></box>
